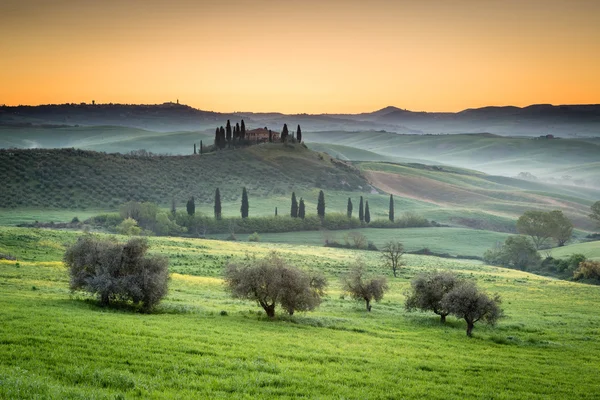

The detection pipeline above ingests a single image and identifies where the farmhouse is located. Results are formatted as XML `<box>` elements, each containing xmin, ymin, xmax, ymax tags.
<box><xmin>247</xmin><ymin>128</ymin><xmax>280</xmax><ymax>142</ymax></box>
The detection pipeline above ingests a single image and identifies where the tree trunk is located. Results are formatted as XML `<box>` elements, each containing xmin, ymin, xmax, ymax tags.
<box><xmin>365</xmin><ymin>299</ymin><xmax>372</xmax><ymax>312</ymax></box>
<box><xmin>466</xmin><ymin>320</ymin><xmax>474</xmax><ymax>337</ymax></box>
<box><xmin>392</xmin><ymin>267</ymin><xmax>397</xmax><ymax>278</ymax></box>
<box><xmin>263</xmin><ymin>303</ymin><xmax>276</xmax><ymax>318</ymax></box>
<box><xmin>440</xmin><ymin>314</ymin><xmax>446</xmax><ymax>324</ymax></box>
<box><xmin>100</xmin><ymin>292</ymin><xmax>109</xmax><ymax>306</ymax></box>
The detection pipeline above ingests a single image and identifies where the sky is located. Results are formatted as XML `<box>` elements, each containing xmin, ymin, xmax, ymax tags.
<box><xmin>1</xmin><ymin>0</ymin><xmax>599</xmax><ymax>113</ymax></box>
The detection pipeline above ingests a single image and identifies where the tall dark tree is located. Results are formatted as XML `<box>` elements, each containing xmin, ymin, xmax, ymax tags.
<box><xmin>214</xmin><ymin>127</ymin><xmax>220</xmax><ymax>147</ymax></box>
<box><xmin>214</xmin><ymin>188</ymin><xmax>222</xmax><ymax>219</ymax></box>
<box><xmin>171</xmin><ymin>197</ymin><xmax>176</xmax><ymax>216</ymax></box>
<box><xmin>200</xmin><ymin>140</ymin><xmax>203</xmax><ymax>154</ymax></box>
<box><xmin>281</xmin><ymin>124</ymin><xmax>289</xmax><ymax>142</ymax></box>
<box><xmin>275</xmin><ymin>207</ymin><xmax>278</xmax><ymax>216</ymax></box>
<box><xmin>186</xmin><ymin>196</ymin><xmax>196</xmax><ymax>216</ymax></box>
<box><xmin>241</xmin><ymin>187</ymin><xmax>249</xmax><ymax>218</ymax></box>
<box><xmin>317</xmin><ymin>190</ymin><xmax>325</xmax><ymax>218</ymax></box>
<box><xmin>296</xmin><ymin>124</ymin><xmax>302</xmax><ymax>142</ymax></box>
<box><xmin>240</xmin><ymin>120</ymin><xmax>246</xmax><ymax>140</ymax></box>
<box><xmin>226</xmin><ymin>120</ymin><xmax>232</xmax><ymax>143</ymax></box>
<box><xmin>219</xmin><ymin>126</ymin><xmax>226</xmax><ymax>149</ymax></box>
<box><xmin>365</xmin><ymin>201</ymin><xmax>371</xmax><ymax>224</ymax></box>
<box><xmin>358</xmin><ymin>196</ymin><xmax>364</xmax><ymax>222</ymax></box>
<box><xmin>268</xmin><ymin>130</ymin><xmax>273</xmax><ymax>143</ymax></box>
<box><xmin>235</xmin><ymin>122</ymin><xmax>240</xmax><ymax>140</ymax></box>
<box><xmin>291</xmin><ymin>192</ymin><xmax>298</xmax><ymax>218</ymax></box>
<box><xmin>347</xmin><ymin>198</ymin><xmax>353</xmax><ymax>219</ymax></box>
<box><xmin>389</xmin><ymin>194</ymin><xmax>395</xmax><ymax>222</ymax></box>
<box><xmin>193</xmin><ymin>143</ymin><xmax>197</xmax><ymax>154</ymax></box>
<box><xmin>299</xmin><ymin>198</ymin><xmax>305</xmax><ymax>219</ymax></box>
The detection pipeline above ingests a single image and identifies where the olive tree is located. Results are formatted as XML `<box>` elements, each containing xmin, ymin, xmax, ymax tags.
<box><xmin>441</xmin><ymin>281</ymin><xmax>503</xmax><ymax>337</ymax></box>
<box><xmin>64</xmin><ymin>235</ymin><xmax>169</xmax><ymax>312</ymax></box>
<box><xmin>224</xmin><ymin>252</ymin><xmax>326</xmax><ymax>318</ymax></box>
<box><xmin>405</xmin><ymin>271</ymin><xmax>462</xmax><ymax>323</ymax></box>
<box><xmin>381</xmin><ymin>241</ymin><xmax>405</xmax><ymax>277</ymax></box>
<box><xmin>342</xmin><ymin>259</ymin><xmax>388</xmax><ymax>312</ymax></box>
<box><xmin>548</xmin><ymin>210</ymin><xmax>573</xmax><ymax>247</ymax></box>
<box><xmin>483</xmin><ymin>236</ymin><xmax>541</xmax><ymax>270</ymax></box>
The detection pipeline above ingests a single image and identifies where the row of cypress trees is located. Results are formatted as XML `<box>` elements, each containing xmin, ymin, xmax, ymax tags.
<box><xmin>346</xmin><ymin>194</ymin><xmax>395</xmax><ymax>223</ymax></box>
<box><xmin>181</xmin><ymin>191</ymin><xmax>394</xmax><ymax>222</ymax></box>
<box><xmin>214</xmin><ymin>120</ymin><xmax>247</xmax><ymax>149</ymax></box>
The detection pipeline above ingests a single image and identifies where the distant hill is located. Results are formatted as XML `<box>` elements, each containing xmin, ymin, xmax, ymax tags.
<box><xmin>0</xmin><ymin>144</ymin><xmax>368</xmax><ymax>209</ymax></box>
<box><xmin>2</xmin><ymin>102</ymin><xmax>600</xmax><ymax>137</ymax></box>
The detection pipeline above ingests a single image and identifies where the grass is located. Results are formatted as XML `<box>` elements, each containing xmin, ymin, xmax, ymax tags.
<box><xmin>550</xmin><ymin>241</ymin><xmax>600</xmax><ymax>261</ymax></box>
<box><xmin>220</xmin><ymin>227</ymin><xmax>511</xmax><ymax>258</ymax></box>
<box><xmin>1</xmin><ymin>226</ymin><xmax>600</xmax><ymax>398</ymax></box>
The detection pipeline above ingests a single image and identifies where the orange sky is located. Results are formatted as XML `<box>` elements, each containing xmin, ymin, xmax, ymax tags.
<box><xmin>1</xmin><ymin>0</ymin><xmax>599</xmax><ymax>113</ymax></box>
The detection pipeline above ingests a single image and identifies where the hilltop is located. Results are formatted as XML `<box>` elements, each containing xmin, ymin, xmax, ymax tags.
<box><xmin>0</xmin><ymin>144</ymin><xmax>367</xmax><ymax>209</ymax></box>
<box><xmin>2</xmin><ymin>102</ymin><xmax>600</xmax><ymax>137</ymax></box>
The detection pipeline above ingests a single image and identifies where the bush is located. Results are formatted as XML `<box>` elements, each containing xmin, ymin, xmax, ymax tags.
<box><xmin>116</xmin><ymin>218</ymin><xmax>142</xmax><ymax>236</ymax></box>
<box><xmin>441</xmin><ymin>281</ymin><xmax>503</xmax><ymax>337</ymax></box>
<box><xmin>342</xmin><ymin>259</ymin><xmax>388</xmax><ymax>311</ymax></box>
<box><xmin>573</xmin><ymin>261</ymin><xmax>600</xmax><ymax>281</ymax></box>
<box><xmin>63</xmin><ymin>236</ymin><xmax>169</xmax><ymax>311</ymax></box>
<box><xmin>224</xmin><ymin>252</ymin><xmax>327</xmax><ymax>317</ymax></box>
<box><xmin>248</xmin><ymin>232</ymin><xmax>261</xmax><ymax>242</ymax></box>
<box><xmin>483</xmin><ymin>236</ymin><xmax>541</xmax><ymax>270</ymax></box>
<box><xmin>405</xmin><ymin>271</ymin><xmax>462</xmax><ymax>323</ymax></box>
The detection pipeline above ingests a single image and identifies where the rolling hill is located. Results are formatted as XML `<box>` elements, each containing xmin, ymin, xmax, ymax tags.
<box><xmin>0</xmin><ymin>144</ymin><xmax>368</xmax><ymax>209</ymax></box>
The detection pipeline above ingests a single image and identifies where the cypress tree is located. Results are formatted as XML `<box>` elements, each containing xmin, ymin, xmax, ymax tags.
<box><xmin>290</xmin><ymin>192</ymin><xmax>298</xmax><ymax>218</ymax></box>
<box><xmin>171</xmin><ymin>197</ymin><xmax>176</xmax><ymax>216</ymax></box>
<box><xmin>317</xmin><ymin>190</ymin><xmax>325</xmax><ymax>218</ymax></box>
<box><xmin>298</xmin><ymin>198</ymin><xmax>305</xmax><ymax>219</ymax></box>
<box><xmin>226</xmin><ymin>120</ymin><xmax>232</xmax><ymax>143</ymax></box>
<box><xmin>214</xmin><ymin>188</ymin><xmax>222</xmax><ymax>219</ymax></box>
<box><xmin>214</xmin><ymin>127</ymin><xmax>220</xmax><ymax>147</ymax></box>
<box><xmin>193</xmin><ymin>143</ymin><xmax>197</xmax><ymax>154</ymax></box>
<box><xmin>359</xmin><ymin>196</ymin><xmax>364</xmax><ymax>222</ymax></box>
<box><xmin>200</xmin><ymin>140</ymin><xmax>203</xmax><ymax>154</ymax></box>
<box><xmin>220</xmin><ymin>127</ymin><xmax>226</xmax><ymax>149</ymax></box>
<box><xmin>389</xmin><ymin>194</ymin><xmax>395</xmax><ymax>222</ymax></box>
<box><xmin>296</xmin><ymin>124</ymin><xmax>302</xmax><ymax>142</ymax></box>
<box><xmin>281</xmin><ymin>124</ymin><xmax>289</xmax><ymax>142</ymax></box>
<box><xmin>365</xmin><ymin>201</ymin><xmax>370</xmax><ymax>224</ymax></box>
<box><xmin>187</xmin><ymin>196</ymin><xmax>196</xmax><ymax>216</ymax></box>
<box><xmin>268</xmin><ymin>130</ymin><xmax>273</xmax><ymax>142</ymax></box>
<box><xmin>235</xmin><ymin>122</ymin><xmax>240</xmax><ymax>140</ymax></box>
<box><xmin>241</xmin><ymin>120</ymin><xmax>246</xmax><ymax>140</ymax></box>
<box><xmin>275</xmin><ymin>207</ymin><xmax>278</xmax><ymax>216</ymax></box>
<box><xmin>241</xmin><ymin>187</ymin><xmax>249</xmax><ymax>218</ymax></box>
<box><xmin>347</xmin><ymin>197</ymin><xmax>353</xmax><ymax>218</ymax></box>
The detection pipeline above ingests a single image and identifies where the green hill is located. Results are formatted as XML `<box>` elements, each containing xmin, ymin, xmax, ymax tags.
<box><xmin>550</xmin><ymin>241</ymin><xmax>600</xmax><ymax>261</ymax></box>
<box><xmin>0</xmin><ymin>144</ymin><xmax>368</xmax><ymax>209</ymax></box>
<box><xmin>306</xmin><ymin>132</ymin><xmax>600</xmax><ymax>186</ymax></box>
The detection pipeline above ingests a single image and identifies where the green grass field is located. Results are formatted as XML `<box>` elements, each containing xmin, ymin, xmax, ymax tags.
<box><xmin>1</xmin><ymin>226</ymin><xmax>600</xmax><ymax>399</ymax></box>
<box><xmin>550</xmin><ymin>241</ymin><xmax>600</xmax><ymax>261</ymax></box>
<box><xmin>221</xmin><ymin>227</ymin><xmax>510</xmax><ymax>258</ymax></box>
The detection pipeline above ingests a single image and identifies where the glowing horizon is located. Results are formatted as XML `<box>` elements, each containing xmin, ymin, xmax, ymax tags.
<box><xmin>1</xmin><ymin>0</ymin><xmax>599</xmax><ymax>114</ymax></box>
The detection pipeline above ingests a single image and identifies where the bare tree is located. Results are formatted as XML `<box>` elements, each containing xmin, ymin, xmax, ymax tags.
<box><xmin>342</xmin><ymin>259</ymin><xmax>388</xmax><ymax>312</ymax></box>
<box><xmin>381</xmin><ymin>241</ymin><xmax>405</xmax><ymax>277</ymax></box>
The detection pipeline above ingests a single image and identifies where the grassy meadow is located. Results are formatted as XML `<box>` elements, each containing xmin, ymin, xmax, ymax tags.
<box><xmin>1</xmin><ymin>226</ymin><xmax>600</xmax><ymax>399</ymax></box>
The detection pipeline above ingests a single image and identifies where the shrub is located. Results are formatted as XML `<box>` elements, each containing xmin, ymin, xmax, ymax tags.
<box><xmin>342</xmin><ymin>259</ymin><xmax>388</xmax><ymax>312</ymax></box>
<box><xmin>405</xmin><ymin>271</ymin><xmax>462</xmax><ymax>323</ymax></box>
<box><xmin>224</xmin><ymin>252</ymin><xmax>327</xmax><ymax>317</ymax></box>
<box><xmin>63</xmin><ymin>236</ymin><xmax>169</xmax><ymax>311</ymax></box>
<box><xmin>116</xmin><ymin>218</ymin><xmax>142</xmax><ymax>236</ymax></box>
<box><xmin>441</xmin><ymin>281</ymin><xmax>503</xmax><ymax>337</ymax></box>
<box><xmin>248</xmin><ymin>232</ymin><xmax>261</xmax><ymax>242</ymax></box>
<box><xmin>344</xmin><ymin>231</ymin><xmax>368</xmax><ymax>249</ymax></box>
<box><xmin>573</xmin><ymin>261</ymin><xmax>600</xmax><ymax>281</ymax></box>
<box><xmin>483</xmin><ymin>236</ymin><xmax>541</xmax><ymax>270</ymax></box>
